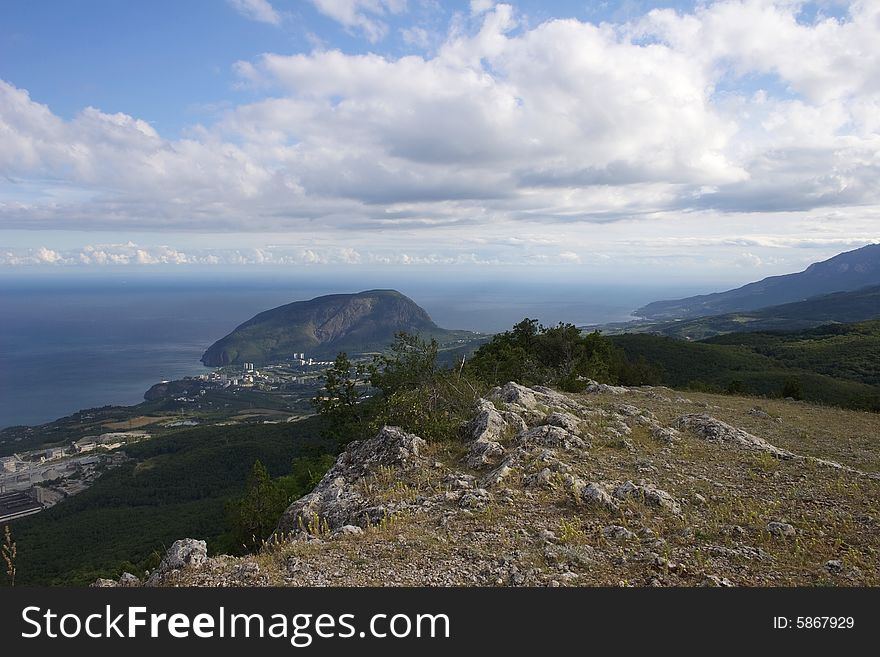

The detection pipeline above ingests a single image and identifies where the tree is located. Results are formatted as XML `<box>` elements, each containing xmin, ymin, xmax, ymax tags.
<box><xmin>781</xmin><ymin>377</ymin><xmax>803</xmax><ymax>400</ymax></box>
<box><xmin>229</xmin><ymin>460</ymin><xmax>284</xmax><ymax>553</ymax></box>
<box><xmin>369</xmin><ymin>332</ymin><xmax>439</xmax><ymax>395</ymax></box>
<box><xmin>314</xmin><ymin>352</ymin><xmax>369</xmax><ymax>440</ymax></box>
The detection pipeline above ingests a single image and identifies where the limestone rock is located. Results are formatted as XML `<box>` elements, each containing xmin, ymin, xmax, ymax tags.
<box><xmin>489</xmin><ymin>382</ymin><xmax>583</xmax><ymax>414</ymax></box>
<box><xmin>651</xmin><ymin>425</ymin><xmax>681</xmax><ymax>443</ymax></box>
<box><xmin>333</xmin><ymin>525</ymin><xmax>365</xmax><ymax>538</ymax></box>
<box><xmin>581</xmin><ymin>482</ymin><xmax>620</xmax><ymax>512</ymax></box>
<box><xmin>583</xmin><ymin>380</ymin><xmax>628</xmax><ymax>395</ymax></box>
<box><xmin>675</xmin><ymin>414</ymin><xmax>793</xmax><ymax>459</ymax></box>
<box><xmin>824</xmin><ymin>559</ymin><xmax>843</xmax><ymax>574</ymax></box>
<box><xmin>543</xmin><ymin>411</ymin><xmax>583</xmax><ymax>434</ymax></box>
<box><xmin>523</xmin><ymin>467</ymin><xmax>554</xmax><ymax>489</ymax></box>
<box><xmin>700</xmin><ymin>575</ymin><xmax>735</xmax><ymax>587</ymax></box>
<box><xmin>275</xmin><ymin>426</ymin><xmax>427</xmax><ymax>536</ymax></box>
<box><xmin>517</xmin><ymin>425</ymin><xmax>587</xmax><ymax>450</ymax></box>
<box><xmin>117</xmin><ymin>572</ymin><xmax>141</xmax><ymax>587</ymax></box>
<box><xmin>614</xmin><ymin>480</ymin><xmax>682</xmax><ymax>514</ymax></box>
<box><xmin>146</xmin><ymin>538</ymin><xmax>208</xmax><ymax>585</ymax></box>
<box><xmin>766</xmin><ymin>521</ymin><xmax>796</xmax><ymax>537</ymax></box>
<box><xmin>603</xmin><ymin>525</ymin><xmax>636</xmax><ymax>540</ymax></box>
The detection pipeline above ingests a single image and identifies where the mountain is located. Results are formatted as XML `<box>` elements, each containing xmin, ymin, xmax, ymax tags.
<box><xmin>636</xmin><ymin>243</ymin><xmax>880</xmax><ymax>320</ymax></box>
<box><xmin>626</xmin><ymin>284</ymin><xmax>880</xmax><ymax>340</ymax></box>
<box><xmin>91</xmin><ymin>382</ymin><xmax>880</xmax><ymax>588</ymax></box>
<box><xmin>201</xmin><ymin>289</ymin><xmax>466</xmax><ymax>366</ymax></box>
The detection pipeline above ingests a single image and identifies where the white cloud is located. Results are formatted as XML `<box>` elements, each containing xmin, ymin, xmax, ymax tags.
<box><xmin>400</xmin><ymin>25</ymin><xmax>430</xmax><ymax>48</ymax></box>
<box><xmin>470</xmin><ymin>0</ymin><xmax>495</xmax><ymax>16</ymax></box>
<box><xmin>309</xmin><ymin>0</ymin><xmax>408</xmax><ymax>42</ymax></box>
<box><xmin>636</xmin><ymin>0</ymin><xmax>880</xmax><ymax>104</ymax></box>
<box><xmin>227</xmin><ymin>0</ymin><xmax>282</xmax><ymax>25</ymax></box>
<box><xmin>2</xmin><ymin>1</ymin><xmax>880</xmax><ymax>276</ymax></box>
<box><xmin>35</xmin><ymin>247</ymin><xmax>63</xmax><ymax>263</ymax></box>
<box><xmin>734</xmin><ymin>252</ymin><xmax>763</xmax><ymax>268</ymax></box>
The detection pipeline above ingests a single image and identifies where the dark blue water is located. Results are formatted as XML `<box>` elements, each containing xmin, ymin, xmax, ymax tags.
<box><xmin>0</xmin><ymin>272</ymin><xmax>705</xmax><ymax>428</ymax></box>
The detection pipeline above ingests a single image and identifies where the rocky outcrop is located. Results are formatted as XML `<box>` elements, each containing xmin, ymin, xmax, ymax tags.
<box><xmin>144</xmin><ymin>538</ymin><xmax>208</xmax><ymax>586</ymax></box>
<box><xmin>675</xmin><ymin>414</ymin><xmax>794</xmax><ymax>459</ymax></box>
<box><xmin>140</xmin><ymin>381</ymin><xmax>880</xmax><ymax>588</ymax></box>
<box><xmin>488</xmin><ymin>382</ymin><xmax>585</xmax><ymax>415</ymax></box>
<box><xmin>464</xmin><ymin>399</ymin><xmax>525</xmax><ymax>469</ymax></box>
<box><xmin>275</xmin><ymin>426</ymin><xmax>427</xmax><ymax>537</ymax></box>
<box><xmin>613</xmin><ymin>480</ymin><xmax>682</xmax><ymax>515</ymax></box>
<box><xmin>580</xmin><ymin>482</ymin><xmax>620</xmax><ymax>511</ymax></box>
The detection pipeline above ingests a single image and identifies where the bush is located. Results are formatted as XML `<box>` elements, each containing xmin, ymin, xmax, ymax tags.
<box><xmin>316</xmin><ymin>333</ymin><xmax>487</xmax><ymax>443</ymax></box>
<box><xmin>372</xmin><ymin>371</ymin><xmax>486</xmax><ymax>442</ymax></box>
<box><xmin>781</xmin><ymin>377</ymin><xmax>804</xmax><ymax>400</ymax></box>
<box><xmin>369</xmin><ymin>332</ymin><xmax>440</xmax><ymax>395</ymax></box>
<box><xmin>466</xmin><ymin>318</ymin><xmax>618</xmax><ymax>388</ymax></box>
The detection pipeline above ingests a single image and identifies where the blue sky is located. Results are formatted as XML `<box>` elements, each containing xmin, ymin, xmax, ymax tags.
<box><xmin>0</xmin><ymin>1</ymin><xmax>877</xmax><ymax>283</ymax></box>
<box><xmin>3</xmin><ymin>1</ymin><xmax>702</xmax><ymax>137</ymax></box>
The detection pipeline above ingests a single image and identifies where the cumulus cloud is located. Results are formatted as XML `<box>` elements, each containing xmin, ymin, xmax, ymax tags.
<box><xmin>227</xmin><ymin>0</ymin><xmax>282</xmax><ymax>25</ymax></box>
<box><xmin>0</xmin><ymin>243</ymin><xmax>373</xmax><ymax>267</ymax></box>
<box><xmin>2</xmin><ymin>1</ymin><xmax>880</xmax><ymax>270</ymax></box>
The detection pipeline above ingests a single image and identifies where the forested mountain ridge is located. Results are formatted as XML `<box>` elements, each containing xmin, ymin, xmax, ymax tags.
<box><xmin>636</xmin><ymin>244</ymin><xmax>880</xmax><ymax>320</ymax></box>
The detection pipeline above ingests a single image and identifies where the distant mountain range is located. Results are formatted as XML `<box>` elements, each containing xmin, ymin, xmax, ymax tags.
<box><xmin>622</xmin><ymin>284</ymin><xmax>880</xmax><ymax>340</ymax></box>
<box><xmin>201</xmin><ymin>289</ymin><xmax>475</xmax><ymax>366</ymax></box>
<box><xmin>636</xmin><ymin>243</ymin><xmax>880</xmax><ymax>320</ymax></box>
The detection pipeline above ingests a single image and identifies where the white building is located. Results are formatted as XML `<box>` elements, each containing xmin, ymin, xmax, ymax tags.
<box><xmin>74</xmin><ymin>439</ymin><xmax>97</xmax><ymax>453</ymax></box>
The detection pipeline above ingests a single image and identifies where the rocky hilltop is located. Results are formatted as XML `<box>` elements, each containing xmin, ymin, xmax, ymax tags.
<box><xmin>101</xmin><ymin>381</ymin><xmax>880</xmax><ymax>588</ymax></box>
<box><xmin>202</xmin><ymin>289</ymin><xmax>461</xmax><ymax>366</ymax></box>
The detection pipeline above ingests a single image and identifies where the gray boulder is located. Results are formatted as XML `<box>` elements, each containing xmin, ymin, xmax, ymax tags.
<box><xmin>581</xmin><ymin>482</ymin><xmax>620</xmax><ymax>512</ymax></box>
<box><xmin>614</xmin><ymin>480</ymin><xmax>682</xmax><ymax>514</ymax></box>
<box><xmin>518</xmin><ymin>425</ymin><xmax>587</xmax><ymax>450</ymax></box>
<box><xmin>275</xmin><ymin>426</ymin><xmax>426</xmax><ymax>537</ymax></box>
<box><xmin>145</xmin><ymin>538</ymin><xmax>208</xmax><ymax>585</ymax></box>
<box><xmin>766</xmin><ymin>521</ymin><xmax>796</xmax><ymax>537</ymax></box>
<box><xmin>676</xmin><ymin>414</ymin><xmax>793</xmax><ymax>459</ymax></box>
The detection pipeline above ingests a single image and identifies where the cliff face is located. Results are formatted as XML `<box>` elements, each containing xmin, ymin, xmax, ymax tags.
<box><xmin>201</xmin><ymin>289</ymin><xmax>444</xmax><ymax>366</ymax></box>
<box><xmin>119</xmin><ymin>382</ymin><xmax>880</xmax><ymax>588</ymax></box>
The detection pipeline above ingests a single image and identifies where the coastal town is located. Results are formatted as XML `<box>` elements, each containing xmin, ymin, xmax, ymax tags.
<box><xmin>0</xmin><ymin>353</ymin><xmax>342</xmax><ymax>523</ymax></box>
<box><xmin>0</xmin><ymin>432</ymin><xmax>139</xmax><ymax>522</ymax></box>
<box><xmin>196</xmin><ymin>353</ymin><xmax>337</xmax><ymax>391</ymax></box>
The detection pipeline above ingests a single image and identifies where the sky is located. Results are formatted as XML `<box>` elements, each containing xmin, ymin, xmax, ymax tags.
<box><xmin>1</xmin><ymin>0</ymin><xmax>878</xmax><ymax>285</ymax></box>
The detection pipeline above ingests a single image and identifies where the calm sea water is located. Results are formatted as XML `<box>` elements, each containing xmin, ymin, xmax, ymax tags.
<box><xmin>0</xmin><ymin>272</ymin><xmax>703</xmax><ymax>428</ymax></box>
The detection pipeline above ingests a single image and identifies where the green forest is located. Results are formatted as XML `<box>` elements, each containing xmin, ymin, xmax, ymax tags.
<box><xmin>610</xmin><ymin>320</ymin><xmax>880</xmax><ymax>410</ymax></box>
<box><xmin>8</xmin><ymin>417</ymin><xmax>337</xmax><ymax>585</ymax></box>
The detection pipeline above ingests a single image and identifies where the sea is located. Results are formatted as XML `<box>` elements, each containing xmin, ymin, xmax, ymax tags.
<box><xmin>0</xmin><ymin>270</ymin><xmax>708</xmax><ymax>429</ymax></box>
